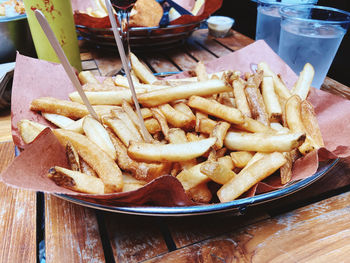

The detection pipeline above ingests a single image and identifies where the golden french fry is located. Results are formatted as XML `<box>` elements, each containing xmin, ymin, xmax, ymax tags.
<box><xmin>53</xmin><ymin>129</ymin><xmax>123</xmax><ymax>193</ymax></box>
<box><xmin>218</xmin><ymin>155</ymin><xmax>234</xmax><ymax>170</ymax></box>
<box><xmin>168</xmin><ymin>128</ymin><xmax>187</xmax><ymax>144</ymax></box>
<box><xmin>176</xmin><ymin>163</ymin><xmax>210</xmax><ymax>191</ymax></box>
<box><xmin>78</xmin><ymin>71</ymin><xmax>100</xmax><ymax>85</ymax></box>
<box><xmin>137</xmin><ymin>79</ymin><xmax>231</xmax><ymax>107</ymax></box>
<box><xmin>224</xmin><ymin>131</ymin><xmax>306</xmax><ymax>152</ymax></box>
<box><xmin>141</xmin><ymin>108</ymin><xmax>153</xmax><ymax>119</ymax></box>
<box><xmin>210</xmin><ymin>121</ymin><xmax>230</xmax><ymax>150</ymax></box>
<box><xmin>111</xmin><ymin>108</ymin><xmax>143</xmax><ymax>141</ymax></box>
<box><xmin>83</xmin><ymin>116</ymin><xmax>116</xmax><ymax>160</ymax></box>
<box><xmin>31</xmin><ymin>97</ymin><xmax>89</xmax><ymax>119</ymax></box>
<box><xmin>66</xmin><ymin>142</ymin><xmax>81</xmax><ymax>172</ymax></box>
<box><xmin>270</xmin><ymin>122</ymin><xmax>290</xmax><ymax>134</ymax></box>
<box><xmin>103</xmin><ymin>117</ymin><xmax>141</xmax><ymax>147</ymax></box>
<box><xmin>151</xmin><ymin>107</ymin><xmax>169</xmax><ymax>139</ymax></box>
<box><xmin>258</xmin><ymin>62</ymin><xmax>291</xmax><ymax>101</ymax></box>
<box><xmin>186</xmin><ymin>132</ymin><xmax>200</xmax><ymax>142</ymax></box>
<box><xmin>144</xmin><ymin>118</ymin><xmax>162</xmax><ymax>134</ymax></box>
<box><xmin>130</xmin><ymin>52</ymin><xmax>158</xmax><ymax>84</ymax></box>
<box><xmin>159</xmin><ymin>104</ymin><xmax>194</xmax><ymax>129</ymax></box>
<box><xmin>292</xmin><ymin>63</ymin><xmax>314</xmax><ymax>100</ymax></box>
<box><xmin>48</xmin><ymin>166</ymin><xmax>105</xmax><ymax>194</ymax></box>
<box><xmin>195</xmin><ymin>61</ymin><xmax>209</xmax><ymax>81</ymax></box>
<box><xmin>280</xmin><ymin>149</ymin><xmax>300</xmax><ymax>185</ymax></box>
<box><xmin>64</xmin><ymin>117</ymin><xmax>85</xmax><ymax>134</ymax></box>
<box><xmin>128</xmin><ymin>137</ymin><xmax>216</xmax><ymax>162</ymax></box>
<box><xmin>232</xmin><ymin>78</ymin><xmax>251</xmax><ymax>118</ymax></box>
<box><xmin>234</xmin><ymin>116</ymin><xmax>274</xmax><ymax>133</ymax></box>
<box><xmin>122</xmin><ymin>173</ymin><xmax>147</xmax><ymax>192</ymax></box>
<box><xmin>42</xmin><ymin>113</ymin><xmax>75</xmax><ymax>128</ymax></box>
<box><xmin>218</xmin><ymin>152</ymin><xmax>286</xmax><ymax>202</ymax></box>
<box><xmin>69</xmin><ymin>89</ymin><xmax>145</xmax><ymax>105</ymax></box>
<box><xmin>114</xmin><ymin>75</ymin><xmax>170</xmax><ymax>91</ymax></box>
<box><xmin>300</xmin><ymin>100</ymin><xmax>324</xmax><ymax>148</ymax></box>
<box><xmin>200</xmin><ymin>161</ymin><xmax>236</xmax><ymax>185</ymax></box>
<box><xmin>245</xmin><ymin>73</ymin><xmax>269</xmax><ymax>126</ymax></box>
<box><xmin>188</xmin><ymin>96</ymin><xmax>244</xmax><ymax>124</ymax></box>
<box><xmin>186</xmin><ymin>183</ymin><xmax>212</xmax><ymax>203</ymax></box>
<box><xmin>18</xmin><ymin>119</ymin><xmax>47</xmax><ymax>144</ymax></box>
<box><xmin>261</xmin><ymin>76</ymin><xmax>282</xmax><ymax>122</ymax></box>
<box><xmin>230</xmin><ymin>151</ymin><xmax>254</xmax><ymax>168</ymax></box>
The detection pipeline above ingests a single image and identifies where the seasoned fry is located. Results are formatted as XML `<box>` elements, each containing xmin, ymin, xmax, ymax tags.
<box><xmin>232</xmin><ymin>78</ymin><xmax>251</xmax><ymax>117</ymax></box>
<box><xmin>292</xmin><ymin>63</ymin><xmax>314</xmax><ymax>100</ymax></box>
<box><xmin>218</xmin><ymin>152</ymin><xmax>286</xmax><ymax>202</ymax></box>
<box><xmin>130</xmin><ymin>52</ymin><xmax>158</xmax><ymax>84</ymax></box>
<box><xmin>210</xmin><ymin>121</ymin><xmax>230</xmax><ymax>150</ymax></box>
<box><xmin>128</xmin><ymin>138</ymin><xmax>216</xmax><ymax>162</ymax></box>
<box><xmin>137</xmin><ymin>79</ymin><xmax>231</xmax><ymax>107</ymax></box>
<box><xmin>83</xmin><ymin>116</ymin><xmax>116</xmax><ymax>160</ymax></box>
<box><xmin>69</xmin><ymin>89</ymin><xmax>145</xmax><ymax>105</ymax></box>
<box><xmin>18</xmin><ymin>119</ymin><xmax>47</xmax><ymax>144</ymax></box>
<box><xmin>52</xmin><ymin>129</ymin><xmax>123</xmax><ymax>193</ymax></box>
<box><xmin>261</xmin><ymin>76</ymin><xmax>282</xmax><ymax>122</ymax></box>
<box><xmin>188</xmin><ymin>96</ymin><xmax>244</xmax><ymax>124</ymax></box>
<box><xmin>224</xmin><ymin>131</ymin><xmax>306</xmax><ymax>152</ymax></box>
<box><xmin>48</xmin><ymin>166</ymin><xmax>105</xmax><ymax>194</ymax></box>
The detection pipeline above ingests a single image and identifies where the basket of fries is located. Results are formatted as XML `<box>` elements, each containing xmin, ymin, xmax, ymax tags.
<box><xmin>2</xmin><ymin>40</ymin><xmax>350</xmax><ymax>216</ymax></box>
<box><xmin>71</xmin><ymin>0</ymin><xmax>222</xmax><ymax>50</ymax></box>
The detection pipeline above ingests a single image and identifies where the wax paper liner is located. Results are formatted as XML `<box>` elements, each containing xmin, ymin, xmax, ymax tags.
<box><xmin>71</xmin><ymin>0</ymin><xmax>222</xmax><ymax>29</ymax></box>
<box><xmin>2</xmin><ymin>40</ymin><xmax>350</xmax><ymax>207</ymax></box>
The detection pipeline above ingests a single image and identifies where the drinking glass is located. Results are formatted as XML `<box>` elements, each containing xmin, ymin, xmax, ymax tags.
<box><xmin>254</xmin><ymin>0</ymin><xmax>317</xmax><ymax>53</ymax></box>
<box><xmin>278</xmin><ymin>5</ymin><xmax>350</xmax><ymax>89</ymax></box>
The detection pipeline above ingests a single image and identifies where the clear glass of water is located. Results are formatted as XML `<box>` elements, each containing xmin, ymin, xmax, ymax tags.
<box><xmin>278</xmin><ymin>5</ymin><xmax>350</xmax><ymax>89</ymax></box>
<box><xmin>254</xmin><ymin>0</ymin><xmax>318</xmax><ymax>53</ymax></box>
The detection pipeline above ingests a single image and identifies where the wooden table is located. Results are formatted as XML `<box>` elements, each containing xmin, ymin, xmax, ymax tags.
<box><xmin>1</xmin><ymin>29</ymin><xmax>350</xmax><ymax>263</ymax></box>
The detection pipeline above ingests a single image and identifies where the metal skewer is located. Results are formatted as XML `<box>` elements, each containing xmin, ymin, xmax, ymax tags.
<box><xmin>34</xmin><ymin>9</ymin><xmax>100</xmax><ymax>121</ymax></box>
<box><xmin>105</xmin><ymin>0</ymin><xmax>153</xmax><ymax>143</ymax></box>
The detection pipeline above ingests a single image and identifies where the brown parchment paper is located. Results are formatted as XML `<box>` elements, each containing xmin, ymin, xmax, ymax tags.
<box><xmin>71</xmin><ymin>0</ymin><xmax>222</xmax><ymax>28</ymax></box>
<box><xmin>2</xmin><ymin>40</ymin><xmax>350</xmax><ymax>207</ymax></box>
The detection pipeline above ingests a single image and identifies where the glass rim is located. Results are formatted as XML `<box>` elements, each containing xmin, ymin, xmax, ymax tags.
<box><xmin>279</xmin><ymin>5</ymin><xmax>350</xmax><ymax>25</ymax></box>
<box><xmin>252</xmin><ymin>0</ymin><xmax>318</xmax><ymax>6</ymax></box>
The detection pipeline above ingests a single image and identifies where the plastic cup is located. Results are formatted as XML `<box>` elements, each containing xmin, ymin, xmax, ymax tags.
<box><xmin>207</xmin><ymin>16</ymin><xmax>235</xmax><ymax>38</ymax></box>
<box><xmin>23</xmin><ymin>0</ymin><xmax>82</xmax><ymax>71</ymax></box>
<box><xmin>278</xmin><ymin>5</ymin><xmax>350</xmax><ymax>89</ymax></box>
<box><xmin>254</xmin><ymin>0</ymin><xmax>317</xmax><ymax>53</ymax></box>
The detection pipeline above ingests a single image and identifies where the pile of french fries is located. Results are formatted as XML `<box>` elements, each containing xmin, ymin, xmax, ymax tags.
<box><xmin>18</xmin><ymin>53</ymin><xmax>324</xmax><ymax>203</ymax></box>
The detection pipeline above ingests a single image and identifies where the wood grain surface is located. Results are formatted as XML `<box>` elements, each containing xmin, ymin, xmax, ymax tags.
<box><xmin>0</xmin><ymin>142</ymin><xmax>36</xmax><ymax>263</ymax></box>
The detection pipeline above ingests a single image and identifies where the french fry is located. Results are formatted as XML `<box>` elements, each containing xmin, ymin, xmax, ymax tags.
<box><xmin>230</xmin><ymin>151</ymin><xmax>254</xmax><ymax>168</ymax></box>
<box><xmin>114</xmin><ymin>75</ymin><xmax>170</xmax><ymax>91</ymax></box>
<box><xmin>128</xmin><ymin>137</ymin><xmax>216</xmax><ymax>162</ymax></box>
<box><xmin>172</xmin><ymin>102</ymin><xmax>196</xmax><ymax>121</ymax></box>
<box><xmin>111</xmin><ymin>108</ymin><xmax>143</xmax><ymax>141</ymax></box>
<box><xmin>197</xmin><ymin>117</ymin><xmax>217</xmax><ymax>134</ymax></box>
<box><xmin>245</xmin><ymin>72</ymin><xmax>269</xmax><ymax>125</ymax></box>
<box><xmin>235</xmin><ymin>116</ymin><xmax>273</xmax><ymax>133</ymax></box>
<box><xmin>292</xmin><ymin>63</ymin><xmax>314</xmax><ymax>100</ymax></box>
<box><xmin>159</xmin><ymin>104</ymin><xmax>194</xmax><ymax>129</ymax></box>
<box><xmin>261</xmin><ymin>76</ymin><xmax>282</xmax><ymax>122</ymax></box>
<box><xmin>64</xmin><ymin>117</ymin><xmax>85</xmax><ymax>134</ymax></box>
<box><xmin>144</xmin><ymin>118</ymin><xmax>162</xmax><ymax>134</ymax></box>
<box><xmin>232</xmin><ymin>78</ymin><xmax>251</xmax><ymax>117</ymax></box>
<box><xmin>52</xmin><ymin>129</ymin><xmax>123</xmax><ymax>193</ymax></box>
<box><xmin>200</xmin><ymin>161</ymin><xmax>236</xmax><ymax>185</ymax></box>
<box><xmin>188</xmin><ymin>95</ymin><xmax>244</xmax><ymax>125</ymax></box>
<box><xmin>217</xmin><ymin>155</ymin><xmax>234</xmax><ymax>170</ymax></box>
<box><xmin>224</xmin><ymin>131</ymin><xmax>306</xmax><ymax>152</ymax></box>
<box><xmin>122</xmin><ymin>174</ymin><xmax>147</xmax><ymax>192</ymax></box>
<box><xmin>258</xmin><ymin>62</ymin><xmax>291</xmax><ymax>101</ymax></box>
<box><xmin>210</xmin><ymin>121</ymin><xmax>230</xmax><ymax>150</ymax></box>
<box><xmin>66</xmin><ymin>142</ymin><xmax>81</xmax><ymax>172</ymax></box>
<box><xmin>137</xmin><ymin>79</ymin><xmax>232</xmax><ymax>107</ymax></box>
<box><xmin>78</xmin><ymin>71</ymin><xmax>100</xmax><ymax>85</ymax></box>
<box><xmin>195</xmin><ymin>61</ymin><xmax>209</xmax><ymax>81</ymax></box>
<box><xmin>18</xmin><ymin>119</ymin><xmax>47</xmax><ymax>144</ymax></box>
<box><xmin>42</xmin><ymin>113</ymin><xmax>75</xmax><ymax>128</ymax></box>
<box><xmin>151</xmin><ymin>107</ymin><xmax>169</xmax><ymax>139</ymax></box>
<box><xmin>69</xmin><ymin>89</ymin><xmax>146</xmax><ymax>105</ymax></box>
<box><xmin>176</xmin><ymin>163</ymin><xmax>210</xmax><ymax>191</ymax></box>
<box><xmin>218</xmin><ymin>152</ymin><xmax>286</xmax><ymax>202</ymax></box>
<box><xmin>48</xmin><ymin>166</ymin><xmax>105</xmax><ymax>194</ymax></box>
<box><xmin>83</xmin><ymin>116</ymin><xmax>117</xmax><ymax>160</ymax></box>
<box><xmin>31</xmin><ymin>97</ymin><xmax>89</xmax><ymax>119</ymax></box>
<box><xmin>270</xmin><ymin>122</ymin><xmax>290</xmax><ymax>134</ymax></box>
<box><xmin>130</xmin><ymin>52</ymin><xmax>158</xmax><ymax>84</ymax></box>
<box><xmin>280</xmin><ymin>149</ymin><xmax>300</xmax><ymax>184</ymax></box>
<box><xmin>186</xmin><ymin>183</ymin><xmax>212</xmax><ymax>203</ymax></box>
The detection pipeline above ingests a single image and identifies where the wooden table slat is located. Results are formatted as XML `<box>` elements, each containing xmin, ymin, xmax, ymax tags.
<box><xmin>45</xmin><ymin>195</ymin><xmax>105</xmax><ymax>263</ymax></box>
<box><xmin>0</xmin><ymin>142</ymin><xmax>36</xmax><ymax>263</ymax></box>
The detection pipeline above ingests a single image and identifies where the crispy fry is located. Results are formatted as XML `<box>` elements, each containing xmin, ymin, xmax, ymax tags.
<box><xmin>176</xmin><ymin>163</ymin><xmax>210</xmax><ymax>191</ymax></box>
<box><xmin>137</xmin><ymin>79</ymin><xmax>231</xmax><ymax>107</ymax></box>
<box><xmin>232</xmin><ymin>78</ymin><xmax>251</xmax><ymax>117</ymax></box>
<box><xmin>66</xmin><ymin>142</ymin><xmax>81</xmax><ymax>172</ymax></box>
<box><xmin>114</xmin><ymin>75</ymin><xmax>170</xmax><ymax>91</ymax></box>
<box><xmin>128</xmin><ymin>137</ymin><xmax>216</xmax><ymax>162</ymax></box>
<box><xmin>195</xmin><ymin>61</ymin><xmax>209</xmax><ymax>82</ymax></box>
<box><xmin>111</xmin><ymin>108</ymin><xmax>143</xmax><ymax>141</ymax></box>
<box><xmin>144</xmin><ymin>118</ymin><xmax>162</xmax><ymax>134</ymax></box>
<box><xmin>52</xmin><ymin>129</ymin><xmax>123</xmax><ymax>192</ymax></box>
<box><xmin>188</xmin><ymin>96</ymin><xmax>244</xmax><ymax>124</ymax></box>
<box><xmin>48</xmin><ymin>166</ymin><xmax>105</xmax><ymax>194</ymax></box>
<box><xmin>172</xmin><ymin>102</ymin><xmax>196</xmax><ymax>120</ymax></box>
<box><xmin>130</xmin><ymin>52</ymin><xmax>158</xmax><ymax>84</ymax></box>
<box><xmin>261</xmin><ymin>76</ymin><xmax>282</xmax><ymax>122</ymax></box>
<box><xmin>210</xmin><ymin>121</ymin><xmax>230</xmax><ymax>150</ymax></box>
<box><xmin>224</xmin><ymin>131</ymin><xmax>306</xmax><ymax>152</ymax></box>
<box><xmin>64</xmin><ymin>117</ymin><xmax>85</xmax><ymax>134</ymax></box>
<box><xmin>187</xmin><ymin>183</ymin><xmax>212</xmax><ymax>203</ymax></box>
<box><xmin>159</xmin><ymin>104</ymin><xmax>195</xmax><ymax>129</ymax></box>
<box><xmin>78</xmin><ymin>71</ymin><xmax>100</xmax><ymax>85</ymax></box>
<box><xmin>18</xmin><ymin>119</ymin><xmax>47</xmax><ymax>144</ymax></box>
<box><xmin>280</xmin><ymin>149</ymin><xmax>300</xmax><ymax>184</ymax></box>
<box><xmin>200</xmin><ymin>161</ymin><xmax>236</xmax><ymax>185</ymax></box>
<box><xmin>151</xmin><ymin>107</ymin><xmax>169</xmax><ymax>139</ymax></box>
<box><xmin>230</xmin><ymin>151</ymin><xmax>254</xmax><ymax>168</ymax></box>
<box><xmin>218</xmin><ymin>152</ymin><xmax>286</xmax><ymax>202</ymax></box>
<box><xmin>292</xmin><ymin>63</ymin><xmax>314</xmax><ymax>100</ymax></box>
<box><xmin>42</xmin><ymin>113</ymin><xmax>75</xmax><ymax>128</ymax></box>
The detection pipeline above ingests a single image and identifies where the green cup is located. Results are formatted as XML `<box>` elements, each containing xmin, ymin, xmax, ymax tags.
<box><xmin>23</xmin><ymin>0</ymin><xmax>82</xmax><ymax>71</ymax></box>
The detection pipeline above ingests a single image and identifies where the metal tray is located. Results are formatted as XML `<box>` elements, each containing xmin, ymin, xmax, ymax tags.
<box><xmin>75</xmin><ymin>20</ymin><xmax>202</xmax><ymax>50</ymax></box>
<box><xmin>56</xmin><ymin>158</ymin><xmax>339</xmax><ymax>217</ymax></box>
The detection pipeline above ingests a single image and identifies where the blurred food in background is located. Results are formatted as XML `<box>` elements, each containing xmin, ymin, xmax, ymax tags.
<box><xmin>0</xmin><ymin>0</ymin><xmax>25</xmax><ymax>17</ymax></box>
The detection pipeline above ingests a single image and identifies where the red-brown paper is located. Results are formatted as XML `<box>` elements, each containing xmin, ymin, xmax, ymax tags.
<box><xmin>2</xmin><ymin>40</ymin><xmax>350</xmax><ymax>207</ymax></box>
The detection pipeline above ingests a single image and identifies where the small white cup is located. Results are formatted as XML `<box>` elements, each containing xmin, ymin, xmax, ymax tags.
<box><xmin>207</xmin><ymin>16</ymin><xmax>234</xmax><ymax>38</ymax></box>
